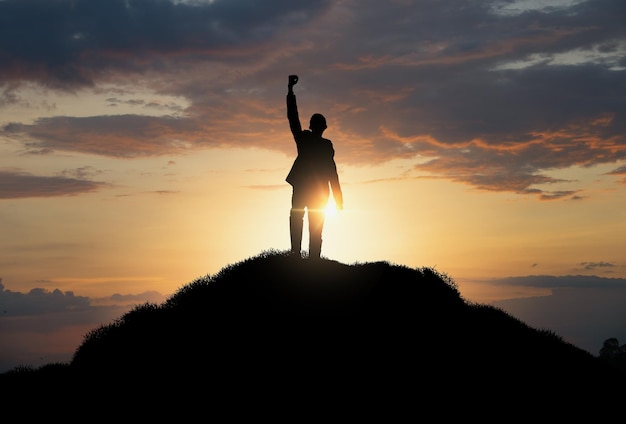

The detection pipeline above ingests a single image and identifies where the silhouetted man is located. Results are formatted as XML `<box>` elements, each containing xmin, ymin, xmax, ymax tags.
<box><xmin>286</xmin><ymin>75</ymin><xmax>343</xmax><ymax>259</ymax></box>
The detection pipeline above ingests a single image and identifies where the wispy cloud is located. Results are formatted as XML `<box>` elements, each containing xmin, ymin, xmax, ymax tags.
<box><xmin>0</xmin><ymin>169</ymin><xmax>107</xmax><ymax>198</ymax></box>
<box><xmin>580</xmin><ymin>261</ymin><xmax>616</xmax><ymax>271</ymax></box>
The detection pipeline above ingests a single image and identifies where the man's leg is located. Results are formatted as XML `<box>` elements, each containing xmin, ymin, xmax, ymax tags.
<box><xmin>290</xmin><ymin>210</ymin><xmax>304</xmax><ymax>255</ymax></box>
<box><xmin>307</xmin><ymin>189</ymin><xmax>329</xmax><ymax>260</ymax></box>
<box><xmin>290</xmin><ymin>189</ymin><xmax>305</xmax><ymax>256</ymax></box>
<box><xmin>308</xmin><ymin>208</ymin><xmax>325</xmax><ymax>259</ymax></box>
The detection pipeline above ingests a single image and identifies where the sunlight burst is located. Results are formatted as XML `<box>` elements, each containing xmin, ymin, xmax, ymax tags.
<box><xmin>324</xmin><ymin>199</ymin><xmax>338</xmax><ymax>218</ymax></box>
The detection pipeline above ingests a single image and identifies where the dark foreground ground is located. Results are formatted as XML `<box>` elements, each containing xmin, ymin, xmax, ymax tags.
<box><xmin>2</xmin><ymin>251</ymin><xmax>624</xmax><ymax>419</ymax></box>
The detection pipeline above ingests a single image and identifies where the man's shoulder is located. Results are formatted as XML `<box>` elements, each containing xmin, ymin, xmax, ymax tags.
<box><xmin>299</xmin><ymin>131</ymin><xmax>333</xmax><ymax>147</ymax></box>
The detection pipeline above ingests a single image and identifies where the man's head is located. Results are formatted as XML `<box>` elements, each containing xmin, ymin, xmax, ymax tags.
<box><xmin>309</xmin><ymin>113</ymin><xmax>327</xmax><ymax>133</ymax></box>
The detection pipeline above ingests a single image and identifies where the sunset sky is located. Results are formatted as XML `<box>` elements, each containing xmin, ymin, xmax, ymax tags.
<box><xmin>2</xmin><ymin>0</ymin><xmax>626</xmax><ymax>372</ymax></box>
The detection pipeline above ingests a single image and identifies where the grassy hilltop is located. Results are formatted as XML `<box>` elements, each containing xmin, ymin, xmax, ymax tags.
<box><xmin>2</xmin><ymin>250</ymin><xmax>624</xmax><ymax>417</ymax></box>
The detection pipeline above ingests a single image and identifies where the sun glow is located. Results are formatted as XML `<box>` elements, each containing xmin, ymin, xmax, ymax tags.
<box><xmin>324</xmin><ymin>198</ymin><xmax>339</xmax><ymax>218</ymax></box>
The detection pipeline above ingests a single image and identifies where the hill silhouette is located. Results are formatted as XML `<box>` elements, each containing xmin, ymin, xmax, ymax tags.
<box><xmin>2</xmin><ymin>250</ymin><xmax>624</xmax><ymax>417</ymax></box>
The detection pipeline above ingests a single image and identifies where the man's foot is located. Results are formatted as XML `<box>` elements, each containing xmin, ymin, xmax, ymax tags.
<box><xmin>288</xmin><ymin>250</ymin><xmax>302</xmax><ymax>259</ymax></box>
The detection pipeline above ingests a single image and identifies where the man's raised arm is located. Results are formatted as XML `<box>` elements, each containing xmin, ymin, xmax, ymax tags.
<box><xmin>287</xmin><ymin>75</ymin><xmax>302</xmax><ymax>137</ymax></box>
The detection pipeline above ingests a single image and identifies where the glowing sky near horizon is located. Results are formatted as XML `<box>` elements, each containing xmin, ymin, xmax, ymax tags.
<box><xmin>1</xmin><ymin>0</ymin><xmax>626</xmax><ymax>371</ymax></box>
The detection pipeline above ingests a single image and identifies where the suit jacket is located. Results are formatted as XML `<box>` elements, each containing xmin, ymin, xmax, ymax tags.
<box><xmin>286</xmin><ymin>92</ymin><xmax>343</xmax><ymax>206</ymax></box>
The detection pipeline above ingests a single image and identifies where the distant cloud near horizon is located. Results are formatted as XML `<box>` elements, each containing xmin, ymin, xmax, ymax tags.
<box><xmin>490</xmin><ymin>274</ymin><xmax>626</xmax><ymax>289</ymax></box>
<box><xmin>0</xmin><ymin>279</ymin><xmax>167</xmax><ymax>373</ymax></box>
<box><xmin>0</xmin><ymin>281</ymin><xmax>90</xmax><ymax>317</ymax></box>
<box><xmin>0</xmin><ymin>0</ymin><xmax>624</xmax><ymax>199</ymax></box>
<box><xmin>0</xmin><ymin>280</ymin><xmax>166</xmax><ymax>317</ymax></box>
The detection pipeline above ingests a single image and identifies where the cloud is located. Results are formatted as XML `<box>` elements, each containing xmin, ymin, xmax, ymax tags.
<box><xmin>4</xmin><ymin>115</ymin><xmax>205</xmax><ymax>158</ymax></box>
<box><xmin>94</xmin><ymin>291</ymin><xmax>167</xmax><ymax>306</ymax></box>
<box><xmin>58</xmin><ymin>166</ymin><xmax>103</xmax><ymax>180</ymax></box>
<box><xmin>608</xmin><ymin>165</ymin><xmax>626</xmax><ymax>175</ymax></box>
<box><xmin>0</xmin><ymin>278</ymin><xmax>166</xmax><ymax>318</ymax></box>
<box><xmin>580</xmin><ymin>261</ymin><xmax>616</xmax><ymax>271</ymax></box>
<box><xmin>0</xmin><ymin>279</ymin><xmax>167</xmax><ymax>372</ymax></box>
<box><xmin>489</xmin><ymin>274</ymin><xmax>626</xmax><ymax>289</ymax></box>
<box><xmin>0</xmin><ymin>0</ymin><xmax>625</xmax><ymax>197</ymax></box>
<box><xmin>606</xmin><ymin>164</ymin><xmax>626</xmax><ymax>185</ymax></box>
<box><xmin>0</xmin><ymin>0</ymin><xmax>334</xmax><ymax>88</ymax></box>
<box><xmin>0</xmin><ymin>280</ymin><xmax>90</xmax><ymax>317</ymax></box>
<box><xmin>0</xmin><ymin>169</ymin><xmax>108</xmax><ymax>199</ymax></box>
<box><xmin>108</xmin><ymin>291</ymin><xmax>165</xmax><ymax>302</ymax></box>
